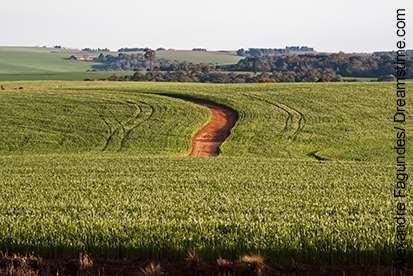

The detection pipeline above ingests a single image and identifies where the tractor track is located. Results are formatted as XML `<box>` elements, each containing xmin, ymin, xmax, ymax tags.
<box><xmin>244</xmin><ymin>94</ymin><xmax>306</xmax><ymax>141</ymax></box>
<box><xmin>94</xmin><ymin>99</ymin><xmax>155</xmax><ymax>152</ymax></box>
<box><xmin>119</xmin><ymin>101</ymin><xmax>155</xmax><ymax>151</ymax></box>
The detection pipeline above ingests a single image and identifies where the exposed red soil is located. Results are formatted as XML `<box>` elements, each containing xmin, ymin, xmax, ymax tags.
<box><xmin>189</xmin><ymin>101</ymin><xmax>237</xmax><ymax>157</ymax></box>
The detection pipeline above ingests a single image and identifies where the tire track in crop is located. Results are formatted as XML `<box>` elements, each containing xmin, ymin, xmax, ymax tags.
<box><xmin>243</xmin><ymin>94</ymin><xmax>305</xmax><ymax>141</ymax></box>
<box><xmin>95</xmin><ymin>104</ymin><xmax>127</xmax><ymax>152</ymax></box>
<box><xmin>243</xmin><ymin>94</ymin><xmax>292</xmax><ymax>136</ymax></box>
<box><xmin>118</xmin><ymin>100</ymin><xmax>154</xmax><ymax>151</ymax></box>
<box><xmin>98</xmin><ymin>111</ymin><xmax>124</xmax><ymax>151</ymax></box>
<box><xmin>93</xmin><ymin>99</ymin><xmax>154</xmax><ymax>152</ymax></box>
<box><xmin>307</xmin><ymin>150</ymin><xmax>330</xmax><ymax>161</ymax></box>
<box><xmin>98</xmin><ymin>113</ymin><xmax>115</xmax><ymax>151</ymax></box>
<box><xmin>94</xmin><ymin>101</ymin><xmax>130</xmax><ymax>151</ymax></box>
<box><xmin>289</xmin><ymin>105</ymin><xmax>306</xmax><ymax>141</ymax></box>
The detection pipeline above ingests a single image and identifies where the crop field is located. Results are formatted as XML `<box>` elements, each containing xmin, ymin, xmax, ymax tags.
<box><xmin>0</xmin><ymin>48</ymin><xmax>91</xmax><ymax>74</ymax></box>
<box><xmin>0</xmin><ymin>81</ymin><xmax>412</xmax><ymax>269</ymax></box>
<box><xmin>156</xmin><ymin>50</ymin><xmax>242</xmax><ymax>64</ymax></box>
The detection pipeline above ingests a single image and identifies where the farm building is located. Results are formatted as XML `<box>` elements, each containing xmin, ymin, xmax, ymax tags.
<box><xmin>68</xmin><ymin>54</ymin><xmax>95</xmax><ymax>61</ymax></box>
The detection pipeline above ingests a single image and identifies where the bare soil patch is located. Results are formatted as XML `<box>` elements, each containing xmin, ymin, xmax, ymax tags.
<box><xmin>156</xmin><ymin>93</ymin><xmax>238</xmax><ymax>157</ymax></box>
<box><xmin>188</xmin><ymin>100</ymin><xmax>237</xmax><ymax>157</ymax></box>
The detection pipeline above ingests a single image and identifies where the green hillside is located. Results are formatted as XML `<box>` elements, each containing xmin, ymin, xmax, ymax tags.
<box><xmin>0</xmin><ymin>47</ymin><xmax>92</xmax><ymax>74</ymax></box>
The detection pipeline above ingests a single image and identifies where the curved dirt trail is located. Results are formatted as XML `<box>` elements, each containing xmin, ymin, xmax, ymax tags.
<box><xmin>189</xmin><ymin>101</ymin><xmax>238</xmax><ymax>157</ymax></box>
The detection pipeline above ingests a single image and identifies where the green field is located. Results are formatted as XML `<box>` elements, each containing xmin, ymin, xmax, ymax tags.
<box><xmin>0</xmin><ymin>81</ymin><xmax>411</xmax><ymax>265</ymax></box>
<box><xmin>0</xmin><ymin>47</ymin><xmax>104</xmax><ymax>81</ymax></box>
<box><xmin>0</xmin><ymin>50</ymin><xmax>89</xmax><ymax>74</ymax></box>
<box><xmin>341</xmin><ymin>76</ymin><xmax>378</xmax><ymax>82</ymax></box>
<box><xmin>0</xmin><ymin>47</ymin><xmax>242</xmax><ymax>81</ymax></box>
<box><xmin>156</xmin><ymin>50</ymin><xmax>242</xmax><ymax>64</ymax></box>
<box><xmin>0</xmin><ymin>71</ymin><xmax>135</xmax><ymax>81</ymax></box>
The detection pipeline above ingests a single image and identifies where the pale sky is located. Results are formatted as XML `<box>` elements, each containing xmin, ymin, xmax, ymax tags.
<box><xmin>1</xmin><ymin>0</ymin><xmax>411</xmax><ymax>52</ymax></box>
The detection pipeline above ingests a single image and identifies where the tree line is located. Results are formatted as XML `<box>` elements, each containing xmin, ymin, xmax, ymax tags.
<box><xmin>117</xmin><ymin>47</ymin><xmax>147</xmax><ymax>52</ymax></box>
<box><xmin>92</xmin><ymin>48</ymin><xmax>413</xmax><ymax>82</ymax></box>
<box><xmin>227</xmin><ymin>51</ymin><xmax>413</xmax><ymax>79</ymax></box>
<box><xmin>82</xmin><ymin>48</ymin><xmax>110</xmax><ymax>52</ymax></box>
<box><xmin>237</xmin><ymin>47</ymin><xmax>315</xmax><ymax>57</ymax></box>
<box><xmin>107</xmin><ymin>62</ymin><xmax>340</xmax><ymax>83</ymax></box>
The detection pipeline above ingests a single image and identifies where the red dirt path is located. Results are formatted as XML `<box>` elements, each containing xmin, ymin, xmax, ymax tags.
<box><xmin>189</xmin><ymin>101</ymin><xmax>237</xmax><ymax>157</ymax></box>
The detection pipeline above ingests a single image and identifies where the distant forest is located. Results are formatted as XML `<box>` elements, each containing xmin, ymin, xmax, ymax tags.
<box><xmin>236</xmin><ymin>47</ymin><xmax>315</xmax><ymax>57</ymax></box>
<box><xmin>227</xmin><ymin>51</ymin><xmax>413</xmax><ymax>79</ymax></box>
<box><xmin>92</xmin><ymin>49</ymin><xmax>412</xmax><ymax>83</ymax></box>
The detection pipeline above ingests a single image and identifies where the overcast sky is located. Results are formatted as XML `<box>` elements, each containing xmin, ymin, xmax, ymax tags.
<box><xmin>0</xmin><ymin>0</ymin><xmax>411</xmax><ymax>52</ymax></box>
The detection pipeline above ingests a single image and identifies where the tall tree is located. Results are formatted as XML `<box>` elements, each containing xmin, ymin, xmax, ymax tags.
<box><xmin>144</xmin><ymin>48</ymin><xmax>156</xmax><ymax>71</ymax></box>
